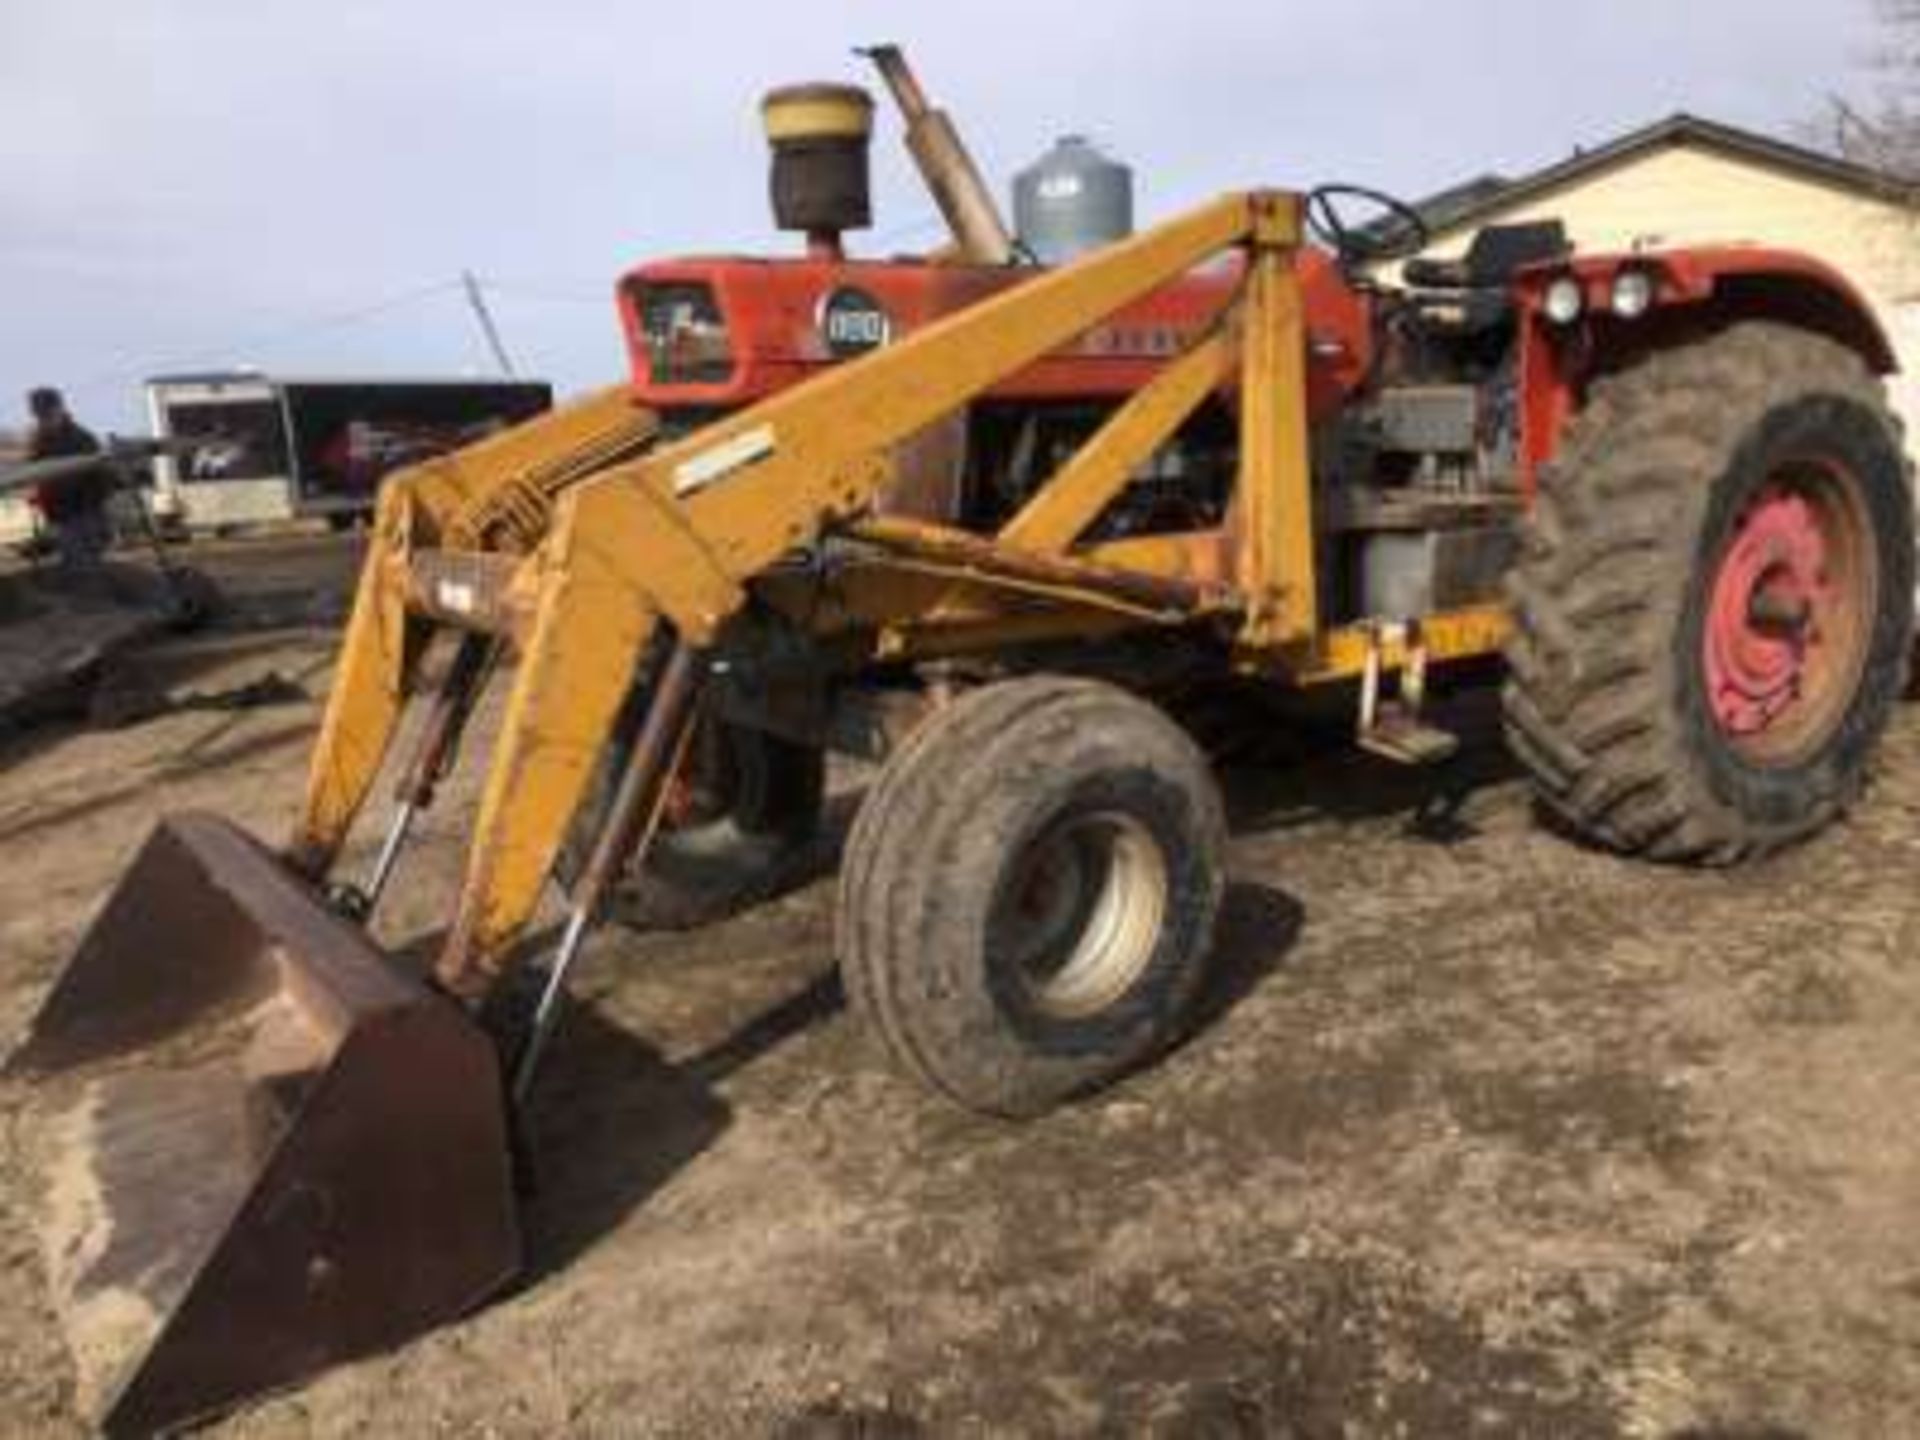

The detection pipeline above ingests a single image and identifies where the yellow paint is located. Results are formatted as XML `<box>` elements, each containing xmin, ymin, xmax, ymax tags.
<box><xmin>1283</xmin><ymin>606</ymin><xmax>1512</xmax><ymax>683</ymax></box>
<box><xmin>761</xmin><ymin>89</ymin><xmax>874</xmax><ymax>142</ymax></box>
<box><xmin>443</xmin><ymin>485</ymin><xmax>663</xmax><ymax>994</ymax></box>
<box><xmin>288</xmin><ymin>385</ymin><xmax>659</xmax><ymax>874</ymax></box>
<box><xmin>414</xmin><ymin>191</ymin><xmax>1288</xmax><ymax>986</ymax></box>
<box><xmin>1233</xmin><ymin>241</ymin><xmax>1317</xmax><ymax>645</ymax></box>
<box><xmin>294</xmin><ymin>187</ymin><xmax>1473</xmax><ymax>993</ymax></box>
<box><xmin>1084</xmin><ymin>531</ymin><xmax>1233</xmax><ymax>585</ymax></box>
<box><xmin>286</xmin><ymin>482</ymin><xmax>417</xmax><ymax>876</ymax></box>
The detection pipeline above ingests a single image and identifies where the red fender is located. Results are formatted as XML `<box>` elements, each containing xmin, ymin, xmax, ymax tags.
<box><xmin>1511</xmin><ymin>247</ymin><xmax>1897</xmax><ymax>493</ymax></box>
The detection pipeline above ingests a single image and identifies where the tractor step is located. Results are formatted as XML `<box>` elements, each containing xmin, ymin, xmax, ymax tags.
<box><xmin>1356</xmin><ymin>621</ymin><xmax>1457</xmax><ymax>766</ymax></box>
<box><xmin>1357</xmin><ymin>701</ymin><xmax>1460</xmax><ymax>765</ymax></box>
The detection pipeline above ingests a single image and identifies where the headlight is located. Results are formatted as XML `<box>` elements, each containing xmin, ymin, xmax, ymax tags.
<box><xmin>1610</xmin><ymin>268</ymin><xmax>1655</xmax><ymax>320</ymax></box>
<box><xmin>632</xmin><ymin>281</ymin><xmax>734</xmax><ymax>384</ymax></box>
<box><xmin>1543</xmin><ymin>275</ymin><xmax>1585</xmax><ymax>326</ymax></box>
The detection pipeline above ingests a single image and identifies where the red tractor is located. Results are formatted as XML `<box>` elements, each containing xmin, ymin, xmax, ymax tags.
<box><xmin>15</xmin><ymin>46</ymin><xmax>1913</xmax><ymax>1434</ymax></box>
<box><xmin>601</xmin><ymin>45</ymin><xmax>1911</xmax><ymax>921</ymax></box>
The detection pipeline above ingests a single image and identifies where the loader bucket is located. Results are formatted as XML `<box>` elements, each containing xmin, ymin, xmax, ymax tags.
<box><xmin>8</xmin><ymin>812</ymin><xmax>520</xmax><ymax>1436</ymax></box>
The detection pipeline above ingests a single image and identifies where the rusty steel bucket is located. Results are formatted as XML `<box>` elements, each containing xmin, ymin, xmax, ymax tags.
<box><xmin>8</xmin><ymin>812</ymin><xmax>520</xmax><ymax>1436</ymax></box>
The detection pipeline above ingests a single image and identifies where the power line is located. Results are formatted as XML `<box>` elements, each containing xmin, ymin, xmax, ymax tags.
<box><xmin>483</xmin><ymin>279</ymin><xmax>610</xmax><ymax>306</ymax></box>
<box><xmin>62</xmin><ymin>278</ymin><xmax>465</xmax><ymax>399</ymax></box>
<box><xmin>484</xmin><ymin>275</ymin><xmax>612</xmax><ymax>303</ymax></box>
<box><xmin>870</xmin><ymin>212</ymin><xmax>947</xmax><ymax>248</ymax></box>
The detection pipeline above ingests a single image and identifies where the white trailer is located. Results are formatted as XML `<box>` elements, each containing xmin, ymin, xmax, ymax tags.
<box><xmin>0</xmin><ymin>434</ymin><xmax>38</xmax><ymax>549</ymax></box>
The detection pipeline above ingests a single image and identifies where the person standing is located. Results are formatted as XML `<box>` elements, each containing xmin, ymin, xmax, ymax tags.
<box><xmin>25</xmin><ymin>387</ymin><xmax>113</xmax><ymax>571</ymax></box>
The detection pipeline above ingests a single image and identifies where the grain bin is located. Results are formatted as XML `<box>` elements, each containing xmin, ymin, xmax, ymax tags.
<box><xmin>1012</xmin><ymin>135</ymin><xmax>1133</xmax><ymax>265</ymax></box>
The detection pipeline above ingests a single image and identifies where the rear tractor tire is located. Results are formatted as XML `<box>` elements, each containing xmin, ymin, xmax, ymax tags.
<box><xmin>1504</xmin><ymin>321</ymin><xmax>1914</xmax><ymax>861</ymax></box>
<box><xmin>838</xmin><ymin>677</ymin><xmax>1227</xmax><ymax>1118</ymax></box>
<box><xmin>563</xmin><ymin>713</ymin><xmax>825</xmax><ymax>930</ymax></box>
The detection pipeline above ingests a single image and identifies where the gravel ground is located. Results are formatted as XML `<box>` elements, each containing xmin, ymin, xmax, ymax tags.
<box><xmin>1</xmin><ymin>534</ymin><xmax>1917</xmax><ymax>1437</ymax></box>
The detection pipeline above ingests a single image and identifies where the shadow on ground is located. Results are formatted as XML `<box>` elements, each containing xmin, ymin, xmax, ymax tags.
<box><xmin>513</xmin><ymin>868</ymin><xmax>1303</xmax><ymax>1287</ymax></box>
<box><xmin>1186</xmin><ymin>878</ymin><xmax>1303</xmax><ymax>1038</ymax></box>
<box><xmin>0</xmin><ymin>714</ymin><xmax>319</xmax><ymax>846</ymax></box>
<box><xmin>1220</xmin><ymin>687</ymin><xmax>1520</xmax><ymax>845</ymax></box>
<box><xmin>519</xmin><ymin>998</ymin><xmax>733</xmax><ymax>1280</ymax></box>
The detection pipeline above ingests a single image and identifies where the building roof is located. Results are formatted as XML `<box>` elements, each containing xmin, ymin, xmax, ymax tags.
<box><xmin>1403</xmin><ymin>172</ymin><xmax>1513</xmax><ymax>234</ymax></box>
<box><xmin>1407</xmin><ymin>112</ymin><xmax>1919</xmax><ymax>237</ymax></box>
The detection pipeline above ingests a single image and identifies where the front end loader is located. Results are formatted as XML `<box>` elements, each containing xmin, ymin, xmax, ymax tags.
<box><xmin>8</xmin><ymin>388</ymin><xmax>661</xmax><ymax>1434</ymax></box>
<box><xmin>12</xmin><ymin>48</ymin><xmax>1912</xmax><ymax>1433</ymax></box>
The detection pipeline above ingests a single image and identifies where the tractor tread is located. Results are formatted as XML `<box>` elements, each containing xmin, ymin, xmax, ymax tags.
<box><xmin>1503</xmin><ymin>320</ymin><xmax>1913</xmax><ymax>862</ymax></box>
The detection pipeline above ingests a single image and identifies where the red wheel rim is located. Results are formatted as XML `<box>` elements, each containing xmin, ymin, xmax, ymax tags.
<box><xmin>660</xmin><ymin>719</ymin><xmax>742</xmax><ymax>830</ymax></box>
<box><xmin>1702</xmin><ymin>459</ymin><xmax>1875</xmax><ymax>766</ymax></box>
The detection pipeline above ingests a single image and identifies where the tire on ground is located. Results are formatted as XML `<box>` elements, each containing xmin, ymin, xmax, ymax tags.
<box><xmin>561</xmin><ymin>714</ymin><xmax>825</xmax><ymax>930</ymax></box>
<box><xmin>838</xmin><ymin>676</ymin><xmax>1227</xmax><ymax>1118</ymax></box>
<box><xmin>1504</xmin><ymin>320</ymin><xmax>1914</xmax><ymax>862</ymax></box>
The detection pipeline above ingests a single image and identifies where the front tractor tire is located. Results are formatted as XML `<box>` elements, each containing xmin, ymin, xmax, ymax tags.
<box><xmin>1505</xmin><ymin>321</ymin><xmax>1914</xmax><ymax>862</ymax></box>
<box><xmin>838</xmin><ymin>677</ymin><xmax>1227</xmax><ymax>1118</ymax></box>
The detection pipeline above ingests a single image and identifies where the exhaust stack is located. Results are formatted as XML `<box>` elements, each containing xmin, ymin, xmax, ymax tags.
<box><xmin>859</xmin><ymin>43</ymin><xmax>1015</xmax><ymax>266</ymax></box>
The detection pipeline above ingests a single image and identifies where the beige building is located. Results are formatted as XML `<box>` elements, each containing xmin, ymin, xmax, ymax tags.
<box><xmin>1387</xmin><ymin>114</ymin><xmax>1920</xmax><ymax>433</ymax></box>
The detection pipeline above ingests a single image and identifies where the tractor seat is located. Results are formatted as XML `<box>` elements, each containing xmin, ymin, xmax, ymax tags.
<box><xmin>1402</xmin><ymin>220</ymin><xmax>1571</xmax><ymax>291</ymax></box>
<box><xmin>1402</xmin><ymin>220</ymin><xmax>1570</xmax><ymax>336</ymax></box>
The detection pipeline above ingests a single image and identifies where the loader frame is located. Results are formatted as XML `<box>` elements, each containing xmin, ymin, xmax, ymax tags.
<box><xmin>292</xmin><ymin>188</ymin><xmax>1511</xmax><ymax>997</ymax></box>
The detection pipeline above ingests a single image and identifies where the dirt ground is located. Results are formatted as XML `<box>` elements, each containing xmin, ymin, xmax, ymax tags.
<box><xmin>2</xmin><ymin>534</ymin><xmax>1919</xmax><ymax>1437</ymax></box>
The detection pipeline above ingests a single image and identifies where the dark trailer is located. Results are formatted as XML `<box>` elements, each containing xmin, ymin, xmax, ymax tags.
<box><xmin>147</xmin><ymin>372</ymin><xmax>553</xmax><ymax>531</ymax></box>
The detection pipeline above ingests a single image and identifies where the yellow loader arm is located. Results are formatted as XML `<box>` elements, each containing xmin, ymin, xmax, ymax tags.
<box><xmin>287</xmin><ymin>383</ymin><xmax>659</xmax><ymax>877</ymax></box>
<box><xmin>8</xmin><ymin>189</ymin><xmax>1312</xmax><ymax>1434</ymax></box>
<box><xmin>299</xmin><ymin>189</ymin><xmax>1313</xmax><ymax>999</ymax></box>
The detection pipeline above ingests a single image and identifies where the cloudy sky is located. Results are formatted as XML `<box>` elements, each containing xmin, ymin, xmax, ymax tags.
<box><xmin>0</xmin><ymin>0</ymin><xmax>1889</xmax><ymax>429</ymax></box>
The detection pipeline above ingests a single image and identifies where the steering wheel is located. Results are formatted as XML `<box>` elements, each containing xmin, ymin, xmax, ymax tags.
<box><xmin>1305</xmin><ymin>184</ymin><xmax>1430</xmax><ymax>266</ymax></box>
